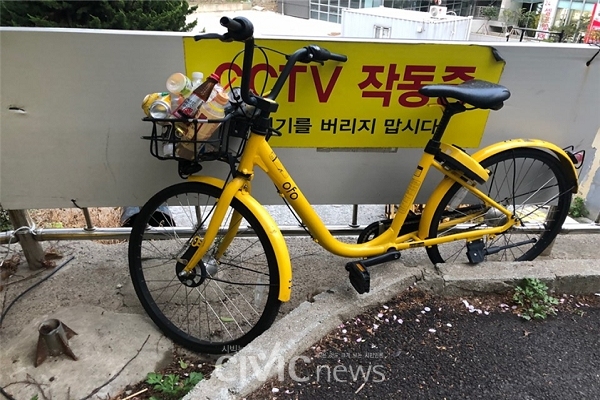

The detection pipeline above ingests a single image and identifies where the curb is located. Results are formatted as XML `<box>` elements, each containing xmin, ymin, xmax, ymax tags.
<box><xmin>184</xmin><ymin>259</ymin><xmax>600</xmax><ymax>400</ymax></box>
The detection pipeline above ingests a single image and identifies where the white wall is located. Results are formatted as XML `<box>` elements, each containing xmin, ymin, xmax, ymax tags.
<box><xmin>341</xmin><ymin>8</ymin><xmax>472</xmax><ymax>40</ymax></box>
<box><xmin>1</xmin><ymin>28</ymin><xmax>599</xmax><ymax>216</ymax></box>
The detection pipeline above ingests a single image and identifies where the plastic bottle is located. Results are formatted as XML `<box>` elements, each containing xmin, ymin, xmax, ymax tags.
<box><xmin>172</xmin><ymin>73</ymin><xmax>220</xmax><ymax>119</ymax></box>
<box><xmin>176</xmin><ymin>91</ymin><xmax>229</xmax><ymax>160</ymax></box>
<box><xmin>166</xmin><ymin>73</ymin><xmax>193</xmax><ymax>98</ymax></box>
<box><xmin>208</xmin><ymin>82</ymin><xmax>223</xmax><ymax>102</ymax></box>
<box><xmin>191</xmin><ymin>91</ymin><xmax>230</xmax><ymax>140</ymax></box>
<box><xmin>191</xmin><ymin>72</ymin><xmax>204</xmax><ymax>89</ymax></box>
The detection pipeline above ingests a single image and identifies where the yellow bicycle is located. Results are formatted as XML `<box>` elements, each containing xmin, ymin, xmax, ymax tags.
<box><xmin>129</xmin><ymin>17</ymin><xmax>582</xmax><ymax>353</ymax></box>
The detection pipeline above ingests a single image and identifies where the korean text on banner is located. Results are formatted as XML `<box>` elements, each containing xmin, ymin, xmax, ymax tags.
<box><xmin>183</xmin><ymin>38</ymin><xmax>505</xmax><ymax>148</ymax></box>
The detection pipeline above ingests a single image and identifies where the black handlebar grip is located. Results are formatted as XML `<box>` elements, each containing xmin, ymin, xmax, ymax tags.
<box><xmin>328</xmin><ymin>52</ymin><xmax>348</xmax><ymax>62</ymax></box>
<box><xmin>307</xmin><ymin>45</ymin><xmax>347</xmax><ymax>63</ymax></box>
<box><xmin>220</xmin><ymin>16</ymin><xmax>254</xmax><ymax>42</ymax></box>
<box><xmin>220</xmin><ymin>17</ymin><xmax>242</xmax><ymax>31</ymax></box>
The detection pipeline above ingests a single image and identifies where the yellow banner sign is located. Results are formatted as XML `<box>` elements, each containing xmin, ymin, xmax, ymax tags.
<box><xmin>183</xmin><ymin>38</ymin><xmax>505</xmax><ymax>148</ymax></box>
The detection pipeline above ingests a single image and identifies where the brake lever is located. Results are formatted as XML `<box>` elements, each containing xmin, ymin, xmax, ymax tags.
<box><xmin>193</xmin><ymin>33</ymin><xmax>222</xmax><ymax>41</ymax></box>
<box><xmin>193</xmin><ymin>33</ymin><xmax>235</xmax><ymax>42</ymax></box>
<box><xmin>285</xmin><ymin>53</ymin><xmax>324</xmax><ymax>65</ymax></box>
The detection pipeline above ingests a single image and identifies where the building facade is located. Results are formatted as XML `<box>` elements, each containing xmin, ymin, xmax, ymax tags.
<box><xmin>278</xmin><ymin>0</ymin><xmax>597</xmax><ymax>38</ymax></box>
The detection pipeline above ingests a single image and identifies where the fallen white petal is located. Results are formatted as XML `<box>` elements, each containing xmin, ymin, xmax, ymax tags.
<box><xmin>446</xmin><ymin>323</ymin><xmax>452</xmax><ymax>327</ymax></box>
<box><xmin>429</xmin><ymin>328</ymin><xmax>436</xmax><ymax>333</ymax></box>
<box><xmin>424</xmin><ymin>307</ymin><xmax>431</xmax><ymax>312</ymax></box>
<box><xmin>383</xmin><ymin>305</ymin><xmax>389</xmax><ymax>309</ymax></box>
<box><xmin>373</xmin><ymin>324</ymin><xmax>379</xmax><ymax>330</ymax></box>
<box><xmin>272</xmin><ymin>388</ymin><xmax>280</xmax><ymax>393</ymax></box>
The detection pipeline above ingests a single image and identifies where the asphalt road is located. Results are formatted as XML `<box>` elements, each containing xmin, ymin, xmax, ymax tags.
<box><xmin>247</xmin><ymin>289</ymin><xmax>600</xmax><ymax>400</ymax></box>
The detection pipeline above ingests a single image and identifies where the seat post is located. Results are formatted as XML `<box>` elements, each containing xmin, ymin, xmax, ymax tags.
<box><xmin>431</xmin><ymin>102</ymin><xmax>466</xmax><ymax>143</ymax></box>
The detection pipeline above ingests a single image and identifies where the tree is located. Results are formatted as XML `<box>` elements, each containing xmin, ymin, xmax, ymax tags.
<box><xmin>0</xmin><ymin>0</ymin><xmax>197</xmax><ymax>32</ymax></box>
<box><xmin>480</xmin><ymin>6</ymin><xmax>500</xmax><ymax>21</ymax></box>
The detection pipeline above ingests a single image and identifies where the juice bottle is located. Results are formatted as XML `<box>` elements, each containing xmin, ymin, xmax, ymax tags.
<box><xmin>176</xmin><ymin>91</ymin><xmax>229</xmax><ymax>159</ymax></box>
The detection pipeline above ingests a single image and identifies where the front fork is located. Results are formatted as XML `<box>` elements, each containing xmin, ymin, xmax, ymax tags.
<box><xmin>179</xmin><ymin>177</ymin><xmax>248</xmax><ymax>276</ymax></box>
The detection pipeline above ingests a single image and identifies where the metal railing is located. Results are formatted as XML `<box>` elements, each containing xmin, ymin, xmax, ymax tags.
<box><xmin>2</xmin><ymin>219</ymin><xmax>598</xmax><ymax>245</ymax></box>
<box><xmin>507</xmin><ymin>27</ymin><xmax>565</xmax><ymax>43</ymax></box>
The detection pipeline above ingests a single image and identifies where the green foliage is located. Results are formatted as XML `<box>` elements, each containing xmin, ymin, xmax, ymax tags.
<box><xmin>513</xmin><ymin>278</ymin><xmax>559</xmax><ymax>320</ymax></box>
<box><xmin>500</xmin><ymin>9</ymin><xmax>539</xmax><ymax>27</ymax></box>
<box><xmin>557</xmin><ymin>14</ymin><xmax>592</xmax><ymax>42</ymax></box>
<box><xmin>500</xmin><ymin>8</ymin><xmax>520</xmax><ymax>25</ymax></box>
<box><xmin>569</xmin><ymin>196</ymin><xmax>589</xmax><ymax>218</ymax></box>
<box><xmin>178</xmin><ymin>358</ymin><xmax>188</xmax><ymax>369</ymax></box>
<box><xmin>0</xmin><ymin>208</ymin><xmax>12</xmax><ymax>232</ymax></box>
<box><xmin>481</xmin><ymin>6</ymin><xmax>500</xmax><ymax>21</ymax></box>
<box><xmin>0</xmin><ymin>0</ymin><xmax>198</xmax><ymax>32</ymax></box>
<box><xmin>146</xmin><ymin>371</ymin><xmax>204</xmax><ymax>399</ymax></box>
<box><xmin>519</xmin><ymin>11</ymin><xmax>539</xmax><ymax>29</ymax></box>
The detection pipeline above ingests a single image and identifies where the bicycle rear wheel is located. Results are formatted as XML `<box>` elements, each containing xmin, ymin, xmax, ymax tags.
<box><xmin>426</xmin><ymin>148</ymin><xmax>573</xmax><ymax>264</ymax></box>
<box><xmin>128</xmin><ymin>182</ymin><xmax>281</xmax><ymax>354</ymax></box>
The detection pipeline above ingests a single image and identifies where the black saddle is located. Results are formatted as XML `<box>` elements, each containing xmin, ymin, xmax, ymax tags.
<box><xmin>419</xmin><ymin>79</ymin><xmax>510</xmax><ymax>110</ymax></box>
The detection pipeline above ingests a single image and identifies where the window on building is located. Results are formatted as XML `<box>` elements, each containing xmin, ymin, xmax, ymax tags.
<box><xmin>374</xmin><ymin>25</ymin><xmax>391</xmax><ymax>38</ymax></box>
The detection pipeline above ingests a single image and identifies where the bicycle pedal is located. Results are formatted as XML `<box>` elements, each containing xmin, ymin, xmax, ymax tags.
<box><xmin>466</xmin><ymin>239</ymin><xmax>486</xmax><ymax>264</ymax></box>
<box><xmin>345</xmin><ymin>261</ymin><xmax>370</xmax><ymax>294</ymax></box>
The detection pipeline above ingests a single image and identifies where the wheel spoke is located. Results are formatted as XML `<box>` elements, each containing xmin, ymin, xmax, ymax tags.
<box><xmin>427</xmin><ymin>149</ymin><xmax>571</xmax><ymax>264</ymax></box>
<box><xmin>128</xmin><ymin>182</ymin><xmax>281</xmax><ymax>353</ymax></box>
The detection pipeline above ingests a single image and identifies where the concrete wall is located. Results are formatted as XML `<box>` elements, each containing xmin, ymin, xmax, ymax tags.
<box><xmin>1</xmin><ymin>28</ymin><xmax>599</xmax><ymax>214</ymax></box>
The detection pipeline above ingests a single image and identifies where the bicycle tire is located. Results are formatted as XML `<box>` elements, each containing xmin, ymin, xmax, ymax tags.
<box><xmin>128</xmin><ymin>181</ymin><xmax>281</xmax><ymax>354</ymax></box>
<box><xmin>426</xmin><ymin>148</ymin><xmax>572</xmax><ymax>264</ymax></box>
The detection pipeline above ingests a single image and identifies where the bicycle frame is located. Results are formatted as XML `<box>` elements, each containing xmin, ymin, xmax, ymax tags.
<box><xmin>182</xmin><ymin>132</ymin><xmax>519</xmax><ymax>273</ymax></box>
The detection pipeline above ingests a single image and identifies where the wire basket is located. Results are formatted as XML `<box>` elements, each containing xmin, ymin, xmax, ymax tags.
<box><xmin>141</xmin><ymin>111</ymin><xmax>249</xmax><ymax>164</ymax></box>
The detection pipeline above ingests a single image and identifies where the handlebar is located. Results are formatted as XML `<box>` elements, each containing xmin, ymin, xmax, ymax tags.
<box><xmin>194</xmin><ymin>16</ymin><xmax>347</xmax><ymax>134</ymax></box>
<box><xmin>218</xmin><ymin>16</ymin><xmax>254</xmax><ymax>42</ymax></box>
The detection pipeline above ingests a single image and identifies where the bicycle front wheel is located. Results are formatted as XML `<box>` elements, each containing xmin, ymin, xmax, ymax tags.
<box><xmin>128</xmin><ymin>182</ymin><xmax>281</xmax><ymax>354</ymax></box>
<box><xmin>426</xmin><ymin>148</ymin><xmax>573</xmax><ymax>264</ymax></box>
